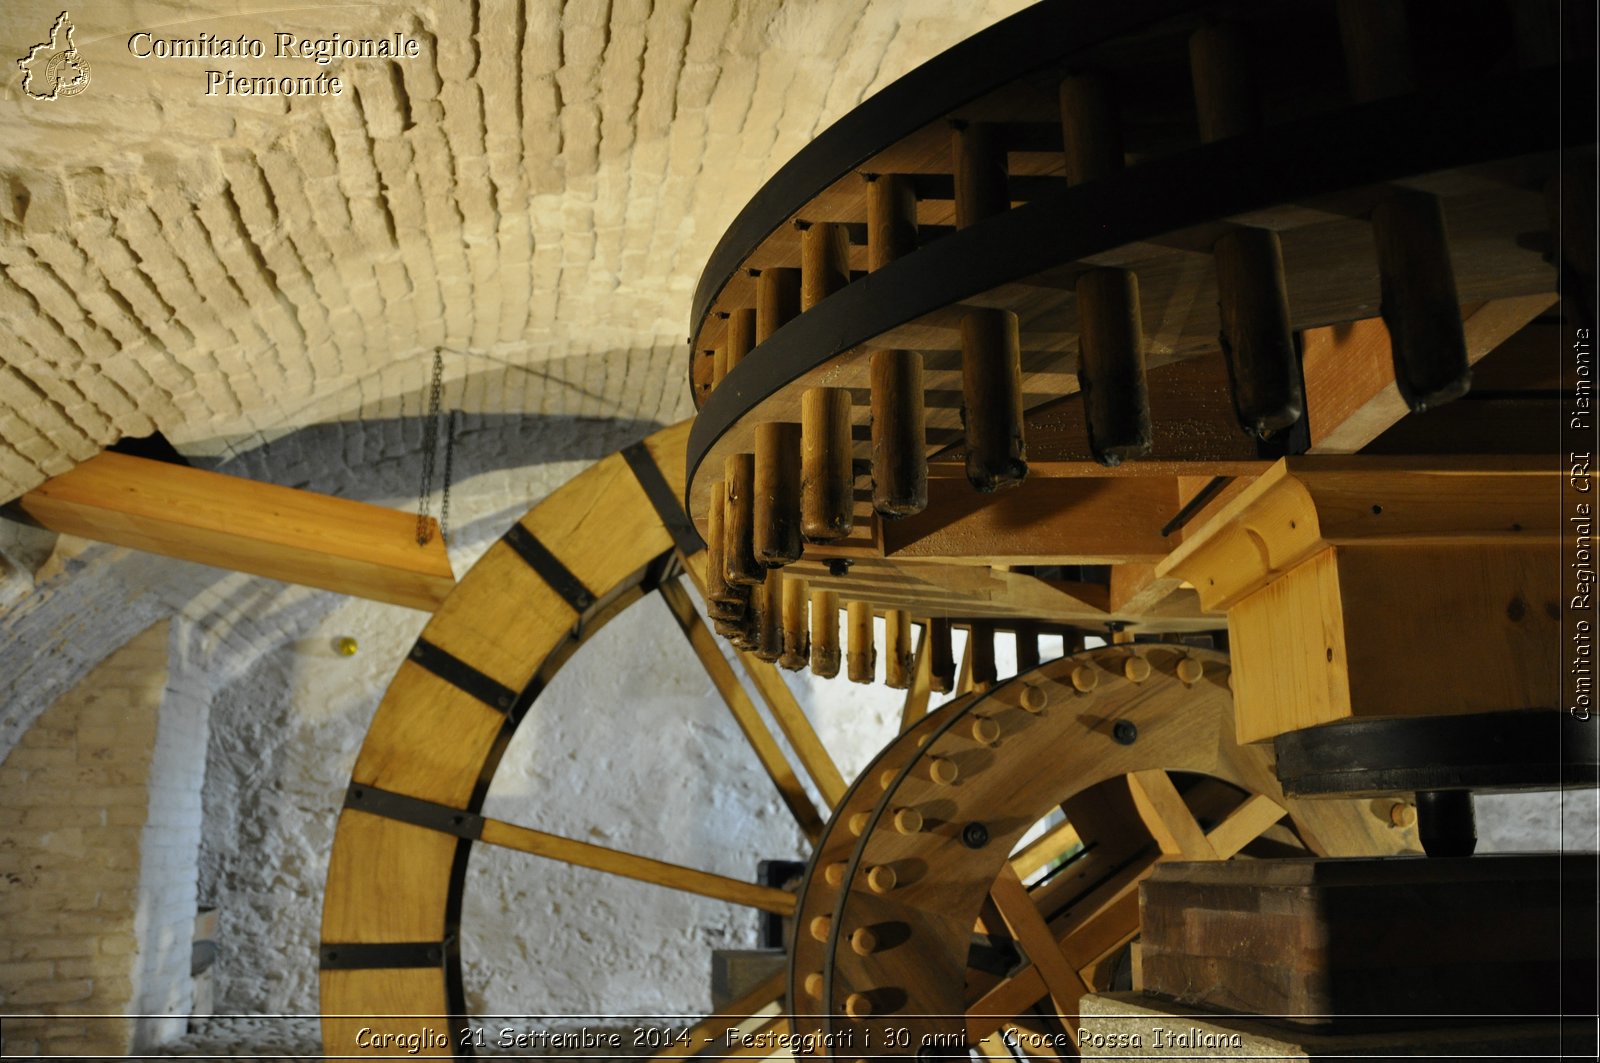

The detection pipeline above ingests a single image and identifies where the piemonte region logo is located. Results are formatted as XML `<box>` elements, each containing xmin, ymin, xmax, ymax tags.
<box><xmin>17</xmin><ymin>11</ymin><xmax>91</xmax><ymax>101</ymax></box>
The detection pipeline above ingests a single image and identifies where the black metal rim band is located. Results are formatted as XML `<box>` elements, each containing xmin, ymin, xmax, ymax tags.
<box><xmin>408</xmin><ymin>637</ymin><xmax>519</xmax><ymax>713</ymax></box>
<box><xmin>344</xmin><ymin>783</ymin><xmax>486</xmax><ymax>841</ymax></box>
<box><xmin>502</xmin><ymin>522</ymin><xmax>597</xmax><ymax>613</ymax></box>
<box><xmin>684</xmin><ymin>67</ymin><xmax>1577</xmax><ymax>510</ymax></box>
<box><xmin>621</xmin><ymin>440</ymin><xmax>704</xmax><ymax>557</ymax></box>
<box><xmin>319</xmin><ymin>940</ymin><xmax>450</xmax><ymax>970</ymax></box>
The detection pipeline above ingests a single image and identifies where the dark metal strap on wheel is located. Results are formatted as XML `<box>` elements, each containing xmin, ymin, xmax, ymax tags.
<box><xmin>319</xmin><ymin>939</ymin><xmax>450</xmax><ymax>970</ymax></box>
<box><xmin>344</xmin><ymin>782</ymin><xmax>485</xmax><ymax>841</ymax></box>
<box><xmin>407</xmin><ymin>638</ymin><xmax>518</xmax><ymax>713</ymax></box>
<box><xmin>621</xmin><ymin>440</ymin><xmax>704</xmax><ymax>557</ymax></box>
<box><xmin>502</xmin><ymin>522</ymin><xmax>596</xmax><ymax>612</ymax></box>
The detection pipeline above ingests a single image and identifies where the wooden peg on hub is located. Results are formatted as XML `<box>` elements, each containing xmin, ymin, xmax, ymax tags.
<box><xmin>960</xmin><ymin>309</ymin><xmax>1027</xmax><ymax>491</ymax></box>
<box><xmin>870</xmin><ymin>348</ymin><xmax>928</xmax><ymax>517</ymax></box>
<box><xmin>810</xmin><ymin>588</ymin><xmax>841</xmax><ymax>678</ymax></box>
<box><xmin>780</xmin><ymin>574</ymin><xmax>810</xmax><ymax>671</ymax></box>
<box><xmin>1076</xmin><ymin>268</ymin><xmax>1151</xmax><ymax>465</ymax></box>
<box><xmin>847</xmin><ymin>601</ymin><xmax>876</xmax><ymax>685</ymax></box>
<box><xmin>755</xmin><ymin>267</ymin><xmax>800</xmax><ymax>343</ymax></box>
<box><xmin>969</xmin><ymin>621</ymin><xmax>998</xmax><ymax>687</ymax></box>
<box><xmin>809</xmin><ymin>915</ymin><xmax>832</xmax><ymax>943</ymax></box>
<box><xmin>1214</xmin><ymin>227</ymin><xmax>1302</xmax><ymax>437</ymax></box>
<box><xmin>1189</xmin><ymin>23</ymin><xmax>1261</xmax><ymax>143</ymax></box>
<box><xmin>1371</xmin><ymin>188</ymin><xmax>1472</xmax><ymax>410</ymax></box>
<box><xmin>799</xmin><ymin>221</ymin><xmax>850</xmax><ymax>310</ymax></box>
<box><xmin>1059</xmin><ymin>73</ymin><xmax>1123</xmax><ymax>186</ymax></box>
<box><xmin>927</xmin><ymin>618</ymin><xmax>955</xmax><ymax>694</ymax></box>
<box><xmin>849</xmin><ymin>926</ymin><xmax>878</xmax><ymax>956</ymax></box>
<box><xmin>704</xmin><ymin>482</ymin><xmax>748</xmax><ymax>622</ymax></box>
<box><xmin>723</xmin><ymin>454</ymin><xmax>764</xmax><ymax>585</ymax></box>
<box><xmin>866</xmin><ymin>865</ymin><xmax>897</xmax><ymax>894</ymax></box>
<box><xmin>951</xmin><ymin>121</ymin><xmax>1008</xmax><ymax>228</ymax></box>
<box><xmin>753</xmin><ymin>422</ymin><xmax>803</xmax><ymax>566</ymax></box>
<box><xmin>824</xmin><ymin>861</ymin><xmax>848</xmax><ymax>887</ymax></box>
<box><xmin>801</xmin><ymin>388</ymin><xmax>854</xmax><ymax>541</ymax></box>
<box><xmin>892</xmin><ymin>807</ymin><xmax>923</xmax><ymax>834</ymax></box>
<box><xmin>926</xmin><ymin>757</ymin><xmax>958</xmax><ymax>785</ymax></box>
<box><xmin>752</xmin><ymin>569</ymin><xmax>783</xmax><ymax>662</ymax></box>
<box><xmin>885</xmin><ymin>609</ymin><xmax>913</xmax><ymax>690</ymax></box>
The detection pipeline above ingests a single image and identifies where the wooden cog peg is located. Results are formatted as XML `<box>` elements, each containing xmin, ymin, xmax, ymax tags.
<box><xmin>885</xmin><ymin>609</ymin><xmax>914</xmax><ymax>689</ymax></box>
<box><xmin>779</xmin><ymin>574</ymin><xmax>810</xmax><ymax>671</ymax></box>
<box><xmin>866</xmin><ymin>172</ymin><xmax>918</xmax><ymax>268</ymax></box>
<box><xmin>959</xmin><ymin>309</ymin><xmax>1028</xmax><ymax>492</ymax></box>
<box><xmin>1059</xmin><ymin>73</ymin><xmax>1124</xmax><ymax>186</ymax></box>
<box><xmin>1214</xmin><ymin>227</ymin><xmax>1303</xmax><ymax>437</ymax></box>
<box><xmin>723</xmin><ymin>453</ymin><xmax>764</xmax><ymax>585</ymax></box>
<box><xmin>1123</xmin><ymin>655</ymin><xmax>1152</xmax><ymax>683</ymax></box>
<box><xmin>1071</xmin><ymin>664</ymin><xmax>1099</xmax><ymax>693</ymax></box>
<box><xmin>879</xmin><ymin>768</ymin><xmax>897</xmax><ymax>791</ymax></box>
<box><xmin>969</xmin><ymin>621</ymin><xmax>998</xmax><ymax>687</ymax></box>
<box><xmin>1371</xmin><ymin>188</ymin><xmax>1472</xmax><ymax>411</ymax></box>
<box><xmin>704</xmin><ymin>482</ymin><xmax>748</xmax><ymax>621</ymax></box>
<box><xmin>800</xmin><ymin>221</ymin><xmax>850</xmax><ymax>311</ymax></box>
<box><xmin>893</xmin><ymin>807</ymin><xmax>923</xmax><ymax>835</ymax></box>
<box><xmin>847</xmin><ymin>601</ymin><xmax>877</xmax><ymax>685</ymax></box>
<box><xmin>849</xmin><ymin>927</ymin><xmax>878</xmax><ymax>956</ymax></box>
<box><xmin>866</xmin><ymin>865</ymin><xmax>897</xmax><ymax>894</ymax></box>
<box><xmin>927</xmin><ymin>757</ymin><xmax>958</xmax><ymax>785</ymax></box>
<box><xmin>1176</xmin><ymin>657</ymin><xmax>1205</xmax><ymax>685</ymax></box>
<box><xmin>723</xmin><ymin>308</ymin><xmax>756</xmax><ymax>383</ymax></box>
<box><xmin>711</xmin><ymin>346</ymin><xmax>728</xmax><ymax>389</ymax></box>
<box><xmin>824</xmin><ymin>861</ymin><xmax>847</xmax><ymax>887</ymax></box>
<box><xmin>849</xmin><ymin>811</ymin><xmax>872</xmax><ymax>837</ymax></box>
<box><xmin>843</xmin><ymin>993</ymin><xmax>873</xmax><ymax>1019</ymax></box>
<box><xmin>1020</xmin><ymin>684</ymin><xmax>1048</xmax><ymax>713</ymax></box>
<box><xmin>804</xmin><ymin>972</ymin><xmax>825</xmax><ymax>999</ymax></box>
<box><xmin>801</xmin><ymin>388</ymin><xmax>854</xmax><ymax>541</ymax></box>
<box><xmin>951</xmin><ymin>120</ymin><xmax>1008</xmax><ymax>228</ymax></box>
<box><xmin>1076</xmin><ymin>267</ymin><xmax>1152</xmax><ymax>465</ymax></box>
<box><xmin>755</xmin><ymin>267</ymin><xmax>800</xmax><ymax>343</ymax></box>
<box><xmin>752</xmin><ymin>568</ymin><xmax>783</xmax><ymax>662</ymax></box>
<box><xmin>753</xmin><ymin>422</ymin><xmax>803</xmax><ymax>566</ymax></box>
<box><xmin>869</xmin><ymin>348</ymin><xmax>928</xmax><ymax>518</ymax></box>
<box><xmin>809</xmin><ymin>915</ymin><xmax>832</xmax><ymax>943</ymax></box>
<box><xmin>971</xmin><ymin>716</ymin><xmax>1001</xmax><ymax>745</ymax></box>
<box><xmin>927</xmin><ymin>618</ymin><xmax>956</xmax><ymax>694</ymax></box>
<box><xmin>810</xmin><ymin>587</ymin><xmax>841</xmax><ymax>678</ymax></box>
<box><xmin>1189</xmin><ymin>22</ymin><xmax>1261</xmax><ymax>144</ymax></box>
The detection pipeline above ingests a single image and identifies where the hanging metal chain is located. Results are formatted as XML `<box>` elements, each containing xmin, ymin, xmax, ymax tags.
<box><xmin>416</xmin><ymin>351</ymin><xmax>444</xmax><ymax>546</ymax></box>
<box><xmin>439</xmin><ymin>409</ymin><xmax>457</xmax><ymax>545</ymax></box>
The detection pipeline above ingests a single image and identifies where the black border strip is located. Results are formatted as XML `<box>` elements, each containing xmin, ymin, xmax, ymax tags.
<box><xmin>502</xmin><ymin>522</ymin><xmax>596</xmax><ymax>613</ymax></box>
<box><xmin>319</xmin><ymin>940</ymin><xmax>448</xmax><ymax>970</ymax></box>
<box><xmin>408</xmin><ymin>638</ymin><xmax>517</xmax><ymax>712</ymax></box>
<box><xmin>344</xmin><ymin>783</ymin><xmax>485</xmax><ymax>840</ymax></box>
<box><xmin>685</xmin><ymin>67</ymin><xmax>1580</xmax><ymax>509</ymax></box>
<box><xmin>621</xmin><ymin>440</ymin><xmax>704</xmax><ymax>556</ymax></box>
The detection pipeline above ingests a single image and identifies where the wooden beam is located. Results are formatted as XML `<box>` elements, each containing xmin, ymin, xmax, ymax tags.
<box><xmin>477</xmin><ymin>818</ymin><xmax>796</xmax><ymax>915</ymax></box>
<box><xmin>989</xmin><ymin>866</ymin><xmax>1090</xmax><ymax>1028</ymax></box>
<box><xmin>737</xmin><ymin>653</ymin><xmax>849</xmax><ymax>809</ymax></box>
<box><xmin>652</xmin><ymin>970</ymin><xmax>786</xmax><ymax>1061</ymax></box>
<box><xmin>900</xmin><ymin>626</ymin><xmax>934</xmax><ymax>731</ymax></box>
<box><xmin>17</xmin><ymin>451</ymin><xmax>455</xmax><ymax>612</ymax></box>
<box><xmin>1302</xmin><ymin>294</ymin><xmax>1556</xmax><ymax>454</ymax></box>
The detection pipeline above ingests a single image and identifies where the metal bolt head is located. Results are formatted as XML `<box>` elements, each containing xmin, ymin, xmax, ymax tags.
<box><xmin>961</xmin><ymin>821</ymin><xmax>989</xmax><ymax>849</ymax></box>
<box><xmin>1113</xmin><ymin>719</ymin><xmax>1139</xmax><ymax>746</ymax></box>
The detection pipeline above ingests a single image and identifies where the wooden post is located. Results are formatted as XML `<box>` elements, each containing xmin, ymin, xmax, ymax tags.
<box><xmin>704</xmin><ymin>481</ymin><xmax>748</xmax><ymax>621</ymax></box>
<box><xmin>753</xmin><ymin>422</ymin><xmax>803</xmax><ymax>566</ymax></box>
<box><xmin>756</xmin><ymin>268</ymin><xmax>801</xmax><ymax>343</ymax></box>
<box><xmin>1015</xmin><ymin>622</ymin><xmax>1041</xmax><ymax>671</ymax></box>
<box><xmin>867</xmin><ymin>174</ymin><xmax>918</xmax><ymax>269</ymax></box>
<box><xmin>1188</xmin><ymin>23</ymin><xmax>1260</xmax><ymax>143</ymax></box>
<box><xmin>1337</xmin><ymin>0</ymin><xmax>1412</xmax><ymax>103</ymax></box>
<box><xmin>811</xmin><ymin>588</ymin><xmax>841</xmax><ymax>678</ymax></box>
<box><xmin>960</xmin><ymin>309</ymin><xmax>1028</xmax><ymax>491</ymax></box>
<box><xmin>1214</xmin><ymin>227</ymin><xmax>1302</xmax><ymax>437</ymax></box>
<box><xmin>969</xmin><ymin>621</ymin><xmax>998</xmax><ymax>687</ymax></box>
<box><xmin>752</xmin><ymin>568</ymin><xmax>783</xmax><ymax>662</ymax></box>
<box><xmin>801</xmin><ymin>388</ymin><xmax>855</xmax><ymax>541</ymax></box>
<box><xmin>723</xmin><ymin>453</ymin><xmax>764</xmax><ymax>585</ymax></box>
<box><xmin>847</xmin><ymin>601</ymin><xmax>876</xmax><ymax>685</ymax></box>
<box><xmin>1059</xmin><ymin>74</ymin><xmax>1123</xmax><ymax>186</ymax></box>
<box><xmin>927</xmin><ymin>617</ymin><xmax>956</xmax><ymax>694</ymax></box>
<box><xmin>952</xmin><ymin>121</ymin><xmax>1008</xmax><ymax>228</ymax></box>
<box><xmin>1371</xmin><ymin>189</ymin><xmax>1472</xmax><ymax>411</ymax></box>
<box><xmin>725</xmin><ymin>308</ymin><xmax>757</xmax><ymax>375</ymax></box>
<box><xmin>870</xmin><ymin>348</ymin><xmax>928</xmax><ymax>517</ymax></box>
<box><xmin>800</xmin><ymin>222</ymin><xmax>850</xmax><ymax>311</ymax></box>
<box><xmin>1076</xmin><ymin>268</ymin><xmax>1151</xmax><ymax>466</ymax></box>
<box><xmin>884</xmin><ymin>609</ymin><xmax>914</xmax><ymax>690</ymax></box>
<box><xmin>780</xmin><ymin>574</ymin><xmax>810</xmax><ymax>671</ymax></box>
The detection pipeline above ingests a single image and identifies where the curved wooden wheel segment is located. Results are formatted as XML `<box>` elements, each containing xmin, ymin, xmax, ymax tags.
<box><xmin>788</xmin><ymin>645</ymin><xmax>1411</xmax><ymax>1057</ymax></box>
<box><xmin>682</xmin><ymin>0</ymin><xmax>1578</xmax><ymax>649</ymax></box>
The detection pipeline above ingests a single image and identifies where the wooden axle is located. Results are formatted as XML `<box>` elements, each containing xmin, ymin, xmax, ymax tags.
<box><xmin>723</xmin><ymin>453</ymin><xmax>763</xmax><ymax>585</ymax></box>
<box><xmin>960</xmin><ymin>309</ymin><xmax>1028</xmax><ymax>491</ymax></box>
<box><xmin>1214</xmin><ymin>227</ymin><xmax>1303</xmax><ymax>437</ymax></box>
<box><xmin>885</xmin><ymin>609</ymin><xmax>914</xmax><ymax>690</ymax></box>
<box><xmin>801</xmin><ymin>387</ymin><xmax>854</xmax><ymax>541</ymax></box>
<box><xmin>753</xmin><ymin>422</ymin><xmax>803</xmax><ymax>566</ymax></box>
<box><xmin>848</xmin><ymin>600</ymin><xmax>876</xmax><ymax>684</ymax></box>
<box><xmin>1076</xmin><ymin>267</ymin><xmax>1152</xmax><ymax>465</ymax></box>
<box><xmin>810</xmin><ymin>588</ymin><xmax>841</xmax><ymax>678</ymax></box>
<box><xmin>780</xmin><ymin>574</ymin><xmax>810</xmax><ymax>671</ymax></box>
<box><xmin>1371</xmin><ymin>188</ymin><xmax>1472</xmax><ymax>411</ymax></box>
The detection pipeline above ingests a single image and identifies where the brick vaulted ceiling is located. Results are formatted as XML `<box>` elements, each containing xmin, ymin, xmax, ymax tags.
<box><xmin>0</xmin><ymin>0</ymin><xmax>1029</xmax><ymax>501</ymax></box>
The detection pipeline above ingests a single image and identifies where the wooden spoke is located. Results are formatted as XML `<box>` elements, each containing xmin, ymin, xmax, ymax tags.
<box><xmin>721</xmin><ymin>1016</ymin><xmax>789</xmax><ymax>1059</ymax></box>
<box><xmin>737</xmin><ymin>652</ymin><xmax>848</xmax><ymax>809</ymax></box>
<box><xmin>477</xmin><ymin>819</ymin><xmax>795</xmax><ymax>915</ymax></box>
<box><xmin>899</xmin><ymin>624</ymin><xmax>934</xmax><ymax>731</ymax></box>
<box><xmin>1127</xmin><ymin>769</ymin><xmax>1218</xmax><ymax>860</ymax></box>
<box><xmin>989</xmin><ymin>866</ymin><xmax>1090</xmax><ymax>1032</ymax></box>
<box><xmin>1205</xmin><ymin>792</ymin><xmax>1288</xmax><ymax>858</ymax></box>
<box><xmin>651</xmin><ymin>970</ymin><xmax>786</xmax><ymax>1061</ymax></box>
<box><xmin>1009</xmin><ymin>816</ymin><xmax>1082</xmax><ymax>881</ymax></box>
<box><xmin>658</xmin><ymin>578</ymin><xmax>825</xmax><ymax>842</ymax></box>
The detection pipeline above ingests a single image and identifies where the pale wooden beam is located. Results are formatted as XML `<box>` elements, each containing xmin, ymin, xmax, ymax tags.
<box><xmin>737</xmin><ymin>652</ymin><xmax>849</xmax><ymax>809</ymax></box>
<box><xmin>17</xmin><ymin>451</ymin><xmax>455</xmax><ymax>612</ymax></box>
